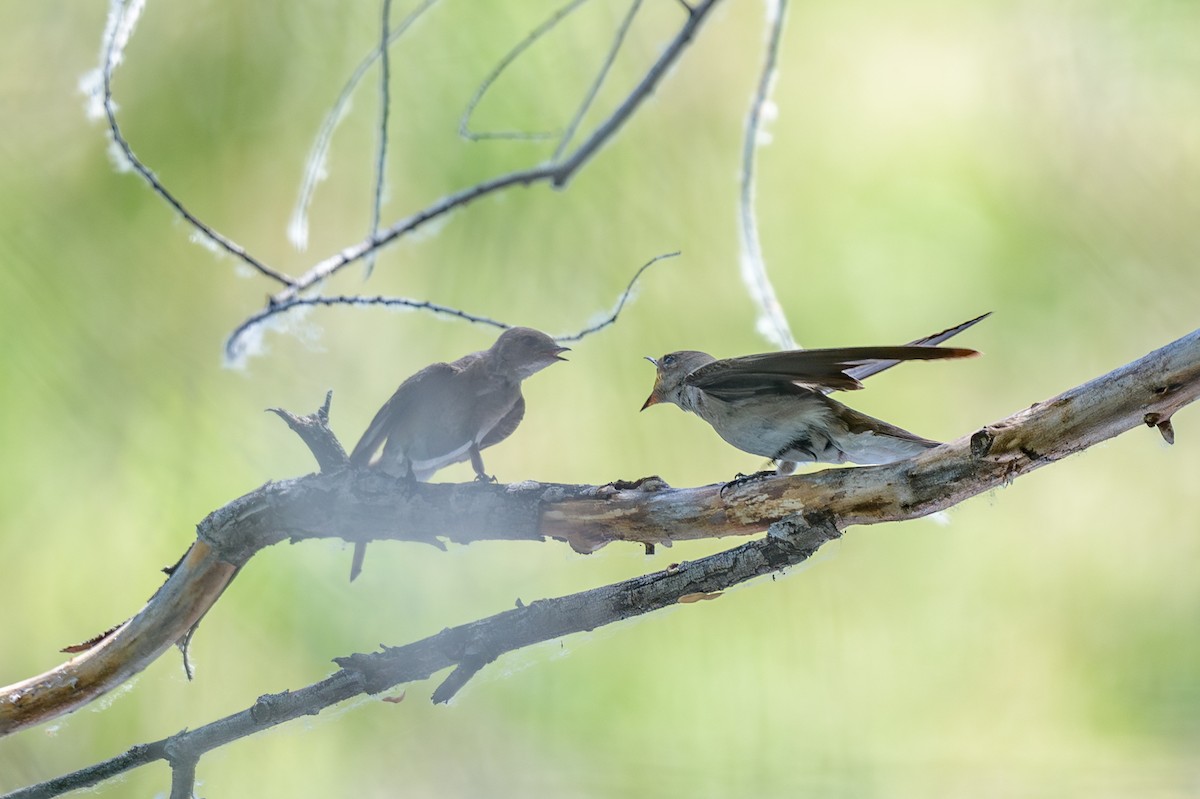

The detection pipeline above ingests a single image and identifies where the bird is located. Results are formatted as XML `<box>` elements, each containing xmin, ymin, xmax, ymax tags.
<box><xmin>347</xmin><ymin>326</ymin><xmax>569</xmax><ymax>580</ymax></box>
<box><xmin>640</xmin><ymin>314</ymin><xmax>987</xmax><ymax>476</ymax></box>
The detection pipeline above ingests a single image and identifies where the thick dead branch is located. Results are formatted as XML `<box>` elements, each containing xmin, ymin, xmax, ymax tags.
<box><xmin>0</xmin><ymin>328</ymin><xmax>1196</xmax><ymax>742</ymax></box>
<box><xmin>6</xmin><ymin>514</ymin><xmax>839</xmax><ymax>799</ymax></box>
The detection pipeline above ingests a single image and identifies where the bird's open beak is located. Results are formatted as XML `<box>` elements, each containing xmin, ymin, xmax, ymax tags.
<box><xmin>640</xmin><ymin>357</ymin><xmax>661</xmax><ymax>411</ymax></box>
<box><xmin>552</xmin><ymin>346</ymin><xmax>571</xmax><ymax>362</ymax></box>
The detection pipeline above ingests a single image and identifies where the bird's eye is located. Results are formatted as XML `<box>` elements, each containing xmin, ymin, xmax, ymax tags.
<box><xmin>662</xmin><ymin>354</ymin><xmax>676</xmax><ymax>367</ymax></box>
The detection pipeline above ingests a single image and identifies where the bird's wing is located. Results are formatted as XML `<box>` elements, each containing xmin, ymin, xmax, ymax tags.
<box><xmin>687</xmin><ymin>345</ymin><xmax>978</xmax><ymax>400</ymax></box>
<box><xmin>349</xmin><ymin>362</ymin><xmax>475</xmax><ymax>466</ymax></box>
<box><xmin>841</xmin><ymin>312</ymin><xmax>990</xmax><ymax>385</ymax></box>
<box><xmin>478</xmin><ymin>395</ymin><xmax>525</xmax><ymax>451</ymax></box>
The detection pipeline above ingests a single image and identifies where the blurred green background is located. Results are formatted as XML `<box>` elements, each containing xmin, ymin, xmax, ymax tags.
<box><xmin>1</xmin><ymin>0</ymin><xmax>1198</xmax><ymax>796</ymax></box>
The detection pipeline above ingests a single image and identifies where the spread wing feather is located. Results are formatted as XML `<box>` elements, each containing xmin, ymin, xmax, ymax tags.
<box><xmin>841</xmin><ymin>312</ymin><xmax>989</xmax><ymax>385</ymax></box>
<box><xmin>687</xmin><ymin>345</ymin><xmax>977</xmax><ymax>401</ymax></box>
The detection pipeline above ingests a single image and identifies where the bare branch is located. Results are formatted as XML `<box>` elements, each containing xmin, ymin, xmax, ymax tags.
<box><xmin>3</xmin><ymin>327</ymin><xmax>1196</xmax><ymax>747</ymax></box>
<box><xmin>0</xmin><ymin>539</ymin><xmax>238</xmax><ymax>739</ymax></box>
<box><xmin>363</xmin><ymin>0</ymin><xmax>395</xmax><ymax>280</ymax></box>
<box><xmin>226</xmin><ymin>293</ymin><xmax>511</xmax><ymax>364</ymax></box>
<box><xmin>458</xmin><ymin>0</ymin><xmax>592</xmax><ymax>142</ymax></box>
<box><xmin>553</xmin><ymin>251</ymin><xmax>679</xmax><ymax>342</ymax></box>
<box><xmin>739</xmin><ymin>0</ymin><xmax>795</xmax><ymax>349</ymax></box>
<box><xmin>91</xmin><ymin>0</ymin><xmax>720</xmax><ymax>362</ymax></box>
<box><xmin>166</xmin><ymin>749</ymin><xmax>196</xmax><ymax>799</ymax></box>
<box><xmin>5</xmin><ymin>514</ymin><xmax>838</xmax><ymax>799</ymax></box>
<box><xmin>95</xmin><ymin>0</ymin><xmax>293</xmax><ymax>286</ymax></box>
<box><xmin>268</xmin><ymin>0</ymin><xmax>723</xmax><ymax>306</ymax></box>
<box><xmin>224</xmin><ymin>252</ymin><xmax>677</xmax><ymax>362</ymax></box>
<box><xmin>2</xmin><ymin>741</ymin><xmax>168</xmax><ymax>799</ymax></box>
<box><xmin>288</xmin><ymin>0</ymin><xmax>441</xmax><ymax>250</ymax></box>
<box><xmin>551</xmin><ymin>0</ymin><xmax>644</xmax><ymax>160</ymax></box>
<box><xmin>542</xmin><ymin>0</ymin><xmax>719</xmax><ymax>190</ymax></box>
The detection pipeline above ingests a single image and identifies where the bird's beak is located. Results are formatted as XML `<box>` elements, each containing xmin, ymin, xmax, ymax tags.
<box><xmin>640</xmin><ymin>357</ymin><xmax>662</xmax><ymax>411</ymax></box>
<box><xmin>552</xmin><ymin>346</ymin><xmax>570</xmax><ymax>362</ymax></box>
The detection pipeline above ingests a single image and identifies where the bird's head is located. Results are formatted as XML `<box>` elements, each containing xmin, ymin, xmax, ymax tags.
<box><xmin>492</xmin><ymin>327</ymin><xmax>570</xmax><ymax>380</ymax></box>
<box><xmin>641</xmin><ymin>350</ymin><xmax>713</xmax><ymax>411</ymax></box>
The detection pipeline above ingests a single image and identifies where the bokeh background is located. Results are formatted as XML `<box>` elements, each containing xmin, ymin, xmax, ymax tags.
<box><xmin>2</xmin><ymin>1</ymin><xmax>1198</xmax><ymax>796</ymax></box>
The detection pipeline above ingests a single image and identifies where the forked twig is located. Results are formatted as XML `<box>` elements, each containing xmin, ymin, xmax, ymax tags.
<box><xmin>288</xmin><ymin>0</ymin><xmax>441</xmax><ymax>250</ymax></box>
<box><xmin>552</xmin><ymin>0</ymin><xmax>645</xmax><ymax>160</ymax></box>
<box><xmin>269</xmin><ymin>0</ymin><xmax>722</xmax><ymax>305</ymax></box>
<box><xmin>458</xmin><ymin>0</ymin><xmax>593</xmax><ymax>141</ymax></box>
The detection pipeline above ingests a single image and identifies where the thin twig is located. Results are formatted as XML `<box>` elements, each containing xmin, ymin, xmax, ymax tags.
<box><xmin>94</xmin><ymin>0</ymin><xmax>716</xmax><ymax>359</ymax></box>
<box><xmin>166</xmin><ymin>753</ymin><xmax>196</xmax><ymax>799</ymax></box>
<box><xmin>2</xmin><ymin>742</ymin><xmax>167</xmax><ymax>799</ymax></box>
<box><xmin>97</xmin><ymin>0</ymin><xmax>293</xmax><ymax>286</ymax></box>
<box><xmin>270</xmin><ymin>0</ymin><xmax>723</xmax><ymax>306</ymax></box>
<box><xmin>542</xmin><ymin>0</ymin><xmax>719</xmax><ymax>189</ymax></box>
<box><xmin>738</xmin><ymin>0</ymin><xmax>795</xmax><ymax>349</ymax></box>
<box><xmin>458</xmin><ymin>0</ymin><xmax>593</xmax><ymax>141</ymax></box>
<box><xmin>226</xmin><ymin>295</ymin><xmax>510</xmax><ymax>365</ymax></box>
<box><xmin>364</xmin><ymin>0</ymin><xmax>394</xmax><ymax>280</ymax></box>
<box><xmin>553</xmin><ymin>250</ymin><xmax>678</xmax><ymax>342</ymax></box>
<box><xmin>288</xmin><ymin>0</ymin><xmax>440</xmax><ymax>250</ymax></box>
<box><xmin>224</xmin><ymin>252</ymin><xmax>677</xmax><ymax>362</ymax></box>
<box><xmin>552</xmin><ymin>0</ymin><xmax>644</xmax><ymax>160</ymax></box>
<box><xmin>280</xmin><ymin>162</ymin><xmax>554</xmax><ymax>310</ymax></box>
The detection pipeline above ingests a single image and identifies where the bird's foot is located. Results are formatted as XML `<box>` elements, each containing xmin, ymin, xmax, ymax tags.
<box><xmin>720</xmin><ymin>470</ymin><xmax>778</xmax><ymax>496</ymax></box>
<box><xmin>473</xmin><ymin>472</ymin><xmax>498</xmax><ymax>484</ymax></box>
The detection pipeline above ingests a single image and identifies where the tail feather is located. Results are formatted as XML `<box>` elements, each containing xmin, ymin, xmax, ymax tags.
<box><xmin>349</xmin><ymin>542</ymin><xmax>367</xmax><ymax>582</ymax></box>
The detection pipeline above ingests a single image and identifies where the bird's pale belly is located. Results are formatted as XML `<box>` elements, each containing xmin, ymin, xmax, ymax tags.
<box><xmin>408</xmin><ymin>442</ymin><xmax>475</xmax><ymax>480</ymax></box>
<box><xmin>688</xmin><ymin>394</ymin><xmax>833</xmax><ymax>461</ymax></box>
<box><xmin>690</xmin><ymin>393</ymin><xmax>931</xmax><ymax>466</ymax></box>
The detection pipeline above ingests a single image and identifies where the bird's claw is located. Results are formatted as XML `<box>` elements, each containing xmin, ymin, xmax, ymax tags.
<box><xmin>474</xmin><ymin>472</ymin><xmax>498</xmax><ymax>484</ymax></box>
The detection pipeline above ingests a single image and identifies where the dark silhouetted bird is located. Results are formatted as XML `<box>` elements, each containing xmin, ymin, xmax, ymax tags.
<box><xmin>349</xmin><ymin>327</ymin><xmax>568</xmax><ymax>580</ymax></box>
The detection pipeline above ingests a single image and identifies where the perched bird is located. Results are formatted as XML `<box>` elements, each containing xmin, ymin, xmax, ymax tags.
<box><xmin>348</xmin><ymin>326</ymin><xmax>568</xmax><ymax>580</ymax></box>
<box><xmin>640</xmin><ymin>314</ymin><xmax>987</xmax><ymax>475</ymax></box>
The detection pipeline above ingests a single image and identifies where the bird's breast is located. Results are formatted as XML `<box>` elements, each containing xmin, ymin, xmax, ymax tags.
<box><xmin>473</xmin><ymin>380</ymin><xmax>520</xmax><ymax>429</ymax></box>
<box><xmin>684</xmin><ymin>388</ymin><xmax>835</xmax><ymax>459</ymax></box>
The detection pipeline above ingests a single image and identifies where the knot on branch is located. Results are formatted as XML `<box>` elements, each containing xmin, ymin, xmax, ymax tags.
<box><xmin>251</xmin><ymin>689</ymin><xmax>308</xmax><ymax>725</ymax></box>
<box><xmin>597</xmin><ymin>475</ymin><xmax>671</xmax><ymax>495</ymax></box>
<box><xmin>970</xmin><ymin>428</ymin><xmax>994</xmax><ymax>458</ymax></box>
<box><xmin>1144</xmin><ymin>412</ymin><xmax>1176</xmax><ymax>444</ymax></box>
<box><xmin>333</xmin><ymin>651</ymin><xmax>399</xmax><ymax>696</ymax></box>
<box><xmin>968</xmin><ymin>421</ymin><xmax>1042</xmax><ymax>466</ymax></box>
